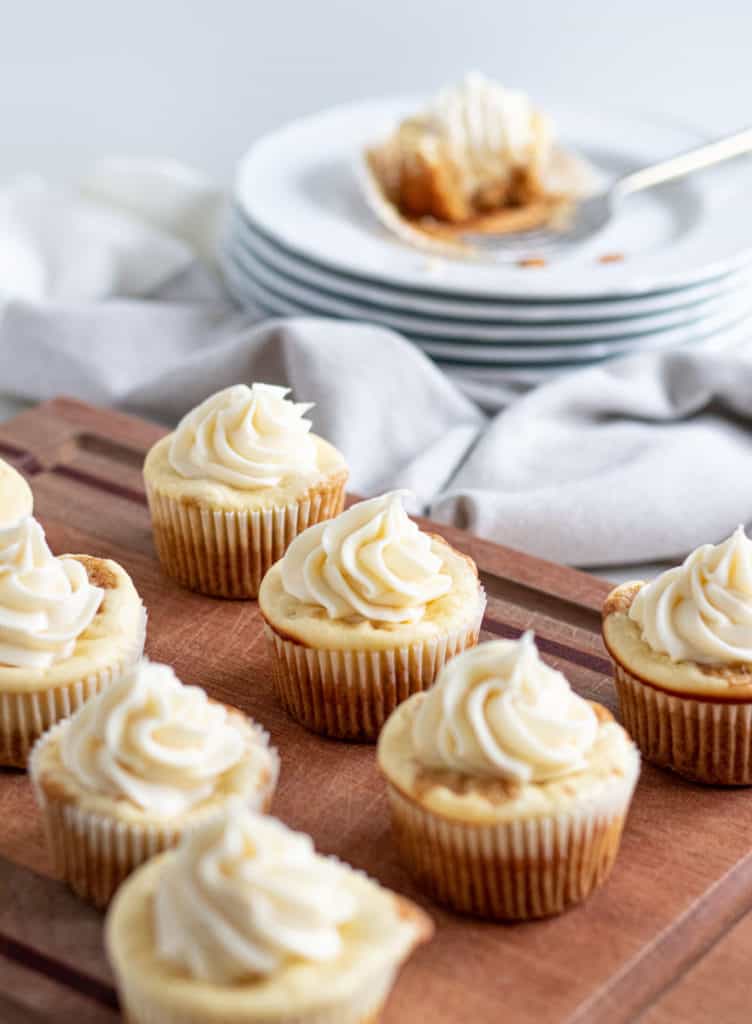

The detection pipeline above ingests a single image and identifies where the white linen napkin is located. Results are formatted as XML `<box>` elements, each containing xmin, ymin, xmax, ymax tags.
<box><xmin>1</xmin><ymin>159</ymin><xmax>751</xmax><ymax>569</ymax></box>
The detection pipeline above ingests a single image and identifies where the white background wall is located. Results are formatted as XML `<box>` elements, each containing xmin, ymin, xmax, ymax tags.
<box><xmin>0</xmin><ymin>0</ymin><xmax>749</xmax><ymax>183</ymax></box>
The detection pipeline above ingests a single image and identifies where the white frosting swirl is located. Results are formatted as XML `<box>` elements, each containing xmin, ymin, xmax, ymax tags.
<box><xmin>412</xmin><ymin>633</ymin><xmax>598</xmax><ymax>783</ymax></box>
<box><xmin>629</xmin><ymin>526</ymin><xmax>752</xmax><ymax>665</ymax></box>
<box><xmin>169</xmin><ymin>383</ymin><xmax>318</xmax><ymax>489</ymax></box>
<box><xmin>280</xmin><ymin>491</ymin><xmax>452</xmax><ymax>623</ymax></box>
<box><xmin>60</xmin><ymin>660</ymin><xmax>248</xmax><ymax>816</ymax></box>
<box><xmin>0</xmin><ymin>517</ymin><xmax>103</xmax><ymax>669</ymax></box>
<box><xmin>418</xmin><ymin>72</ymin><xmax>550</xmax><ymax>188</ymax></box>
<box><xmin>154</xmin><ymin>809</ymin><xmax>359</xmax><ymax>983</ymax></box>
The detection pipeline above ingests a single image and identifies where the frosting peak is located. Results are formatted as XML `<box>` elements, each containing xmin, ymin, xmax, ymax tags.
<box><xmin>434</xmin><ymin>72</ymin><xmax>538</xmax><ymax>152</ymax></box>
<box><xmin>60</xmin><ymin>659</ymin><xmax>253</xmax><ymax>816</ymax></box>
<box><xmin>629</xmin><ymin>526</ymin><xmax>752</xmax><ymax>665</ymax></box>
<box><xmin>0</xmin><ymin>516</ymin><xmax>103</xmax><ymax>669</ymax></box>
<box><xmin>169</xmin><ymin>383</ymin><xmax>318</xmax><ymax>490</ymax></box>
<box><xmin>413</xmin><ymin>72</ymin><xmax>550</xmax><ymax>194</ymax></box>
<box><xmin>154</xmin><ymin>809</ymin><xmax>359</xmax><ymax>983</ymax></box>
<box><xmin>412</xmin><ymin>633</ymin><xmax>598</xmax><ymax>783</ymax></box>
<box><xmin>280</xmin><ymin>491</ymin><xmax>452</xmax><ymax>623</ymax></box>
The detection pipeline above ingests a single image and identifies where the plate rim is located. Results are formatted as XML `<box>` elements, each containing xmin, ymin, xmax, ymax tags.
<box><xmin>223</xmin><ymin>233</ymin><xmax>751</xmax><ymax>343</ymax></box>
<box><xmin>227</xmin><ymin>207</ymin><xmax>752</xmax><ymax>323</ymax></box>
<box><xmin>222</xmin><ymin>256</ymin><xmax>752</xmax><ymax>364</ymax></box>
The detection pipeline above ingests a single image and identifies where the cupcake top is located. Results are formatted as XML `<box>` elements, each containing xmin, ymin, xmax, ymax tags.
<box><xmin>412</xmin><ymin>632</ymin><xmax>598</xmax><ymax>784</ymax></box>
<box><xmin>106</xmin><ymin>807</ymin><xmax>432</xmax><ymax>1014</ymax></box>
<box><xmin>629</xmin><ymin>526</ymin><xmax>752</xmax><ymax>666</ymax></box>
<box><xmin>154</xmin><ymin>809</ymin><xmax>360</xmax><ymax>983</ymax></box>
<box><xmin>144</xmin><ymin>384</ymin><xmax>348</xmax><ymax>511</ymax></box>
<box><xmin>0</xmin><ymin>514</ymin><xmax>103</xmax><ymax>670</ymax></box>
<box><xmin>603</xmin><ymin>527</ymin><xmax>752</xmax><ymax>697</ymax></box>
<box><xmin>33</xmin><ymin>659</ymin><xmax>277</xmax><ymax>821</ymax></box>
<box><xmin>259</xmin><ymin>492</ymin><xmax>484</xmax><ymax>650</ymax></box>
<box><xmin>378</xmin><ymin>635</ymin><xmax>639</xmax><ymax>824</ymax></box>
<box><xmin>408</xmin><ymin>72</ymin><xmax>550</xmax><ymax>187</ymax></box>
<box><xmin>169</xmin><ymin>384</ymin><xmax>318</xmax><ymax>490</ymax></box>
<box><xmin>280</xmin><ymin>491</ymin><xmax>451</xmax><ymax>624</ymax></box>
<box><xmin>0</xmin><ymin>458</ymin><xmax>33</xmax><ymax>527</ymax></box>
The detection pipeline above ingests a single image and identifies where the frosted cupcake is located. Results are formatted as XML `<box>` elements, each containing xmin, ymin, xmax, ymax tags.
<box><xmin>378</xmin><ymin>634</ymin><xmax>640</xmax><ymax>919</ymax></box>
<box><xmin>106</xmin><ymin>807</ymin><xmax>432</xmax><ymax>1024</ymax></box>
<box><xmin>0</xmin><ymin>456</ymin><xmax>33</xmax><ymax>523</ymax></box>
<box><xmin>0</xmin><ymin>513</ymin><xmax>145</xmax><ymax>767</ymax></box>
<box><xmin>30</xmin><ymin>658</ymin><xmax>279</xmax><ymax>906</ymax></box>
<box><xmin>363</xmin><ymin>71</ymin><xmax>596</xmax><ymax>254</ymax></box>
<box><xmin>143</xmin><ymin>383</ymin><xmax>348</xmax><ymax>598</ymax></box>
<box><xmin>258</xmin><ymin>491</ymin><xmax>486</xmax><ymax>741</ymax></box>
<box><xmin>603</xmin><ymin>526</ymin><xmax>752</xmax><ymax>785</ymax></box>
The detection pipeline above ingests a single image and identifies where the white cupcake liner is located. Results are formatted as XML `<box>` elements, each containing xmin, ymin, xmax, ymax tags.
<box><xmin>146</xmin><ymin>476</ymin><xmax>346</xmax><ymax>599</ymax></box>
<box><xmin>264</xmin><ymin>593</ymin><xmax>486</xmax><ymax>741</ymax></box>
<box><xmin>0</xmin><ymin>608</ymin><xmax>146</xmax><ymax>769</ymax></box>
<box><xmin>112</xmin><ymin>964</ymin><xmax>396</xmax><ymax>1024</ymax></box>
<box><xmin>29</xmin><ymin>717</ymin><xmax>279</xmax><ymax>908</ymax></box>
<box><xmin>384</xmin><ymin>773</ymin><xmax>636</xmax><ymax>919</ymax></box>
<box><xmin>613</xmin><ymin>660</ymin><xmax>752</xmax><ymax>785</ymax></box>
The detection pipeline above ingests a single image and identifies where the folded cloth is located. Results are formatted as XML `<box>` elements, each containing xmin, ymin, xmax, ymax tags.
<box><xmin>1</xmin><ymin>159</ymin><xmax>751</xmax><ymax>568</ymax></box>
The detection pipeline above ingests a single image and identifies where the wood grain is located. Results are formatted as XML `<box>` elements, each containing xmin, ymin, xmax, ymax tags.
<box><xmin>0</xmin><ymin>397</ymin><xmax>750</xmax><ymax>1023</ymax></box>
<box><xmin>640</xmin><ymin>905</ymin><xmax>752</xmax><ymax>1023</ymax></box>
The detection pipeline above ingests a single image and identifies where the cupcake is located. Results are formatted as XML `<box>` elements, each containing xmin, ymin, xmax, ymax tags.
<box><xmin>144</xmin><ymin>383</ymin><xmax>349</xmax><ymax>598</ymax></box>
<box><xmin>258</xmin><ymin>491</ymin><xmax>486</xmax><ymax>741</ymax></box>
<box><xmin>362</xmin><ymin>71</ymin><xmax>597</xmax><ymax>255</ymax></box>
<box><xmin>0</xmin><ymin>456</ymin><xmax>33</xmax><ymax>522</ymax></box>
<box><xmin>106</xmin><ymin>806</ymin><xmax>433</xmax><ymax>1024</ymax></box>
<box><xmin>30</xmin><ymin>658</ymin><xmax>279</xmax><ymax>906</ymax></box>
<box><xmin>602</xmin><ymin>526</ymin><xmax>752</xmax><ymax>785</ymax></box>
<box><xmin>378</xmin><ymin>633</ymin><xmax>640</xmax><ymax>919</ymax></box>
<box><xmin>0</xmin><ymin>512</ymin><xmax>145</xmax><ymax>767</ymax></box>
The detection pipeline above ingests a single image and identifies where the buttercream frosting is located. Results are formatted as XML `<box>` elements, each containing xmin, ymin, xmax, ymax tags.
<box><xmin>412</xmin><ymin>72</ymin><xmax>550</xmax><ymax>191</ymax></box>
<box><xmin>280</xmin><ymin>491</ymin><xmax>452</xmax><ymax>623</ymax></box>
<box><xmin>629</xmin><ymin>526</ymin><xmax>752</xmax><ymax>665</ymax></box>
<box><xmin>154</xmin><ymin>809</ymin><xmax>359</xmax><ymax>983</ymax></box>
<box><xmin>169</xmin><ymin>383</ymin><xmax>318</xmax><ymax>490</ymax></box>
<box><xmin>411</xmin><ymin>633</ymin><xmax>598</xmax><ymax>783</ymax></box>
<box><xmin>60</xmin><ymin>659</ymin><xmax>249</xmax><ymax>816</ymax></box>
<box><xmin>0</xmin><ymin>516</ymin><xmax>103</xmax><ymax>669</ymax></box>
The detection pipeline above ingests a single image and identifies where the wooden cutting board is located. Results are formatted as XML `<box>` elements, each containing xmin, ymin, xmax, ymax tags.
<box><xmin>0</xmin><ymin>397</ymin><xmax>749</xmax><ymax>1024</ymax></box>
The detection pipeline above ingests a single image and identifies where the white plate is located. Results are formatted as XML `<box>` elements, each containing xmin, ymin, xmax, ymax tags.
<box><xmin>413</xmin><ymin>304</ymin><xmax>752</xmax><ymax>364</ymax></box>
<box><xmin>441</xmin><ymin>320</ymin><xmax>752</xmax><ymax>388</ymax></box>
<box><xmin>235</xmin><ymin>98</ymin><xmax>752</xmax><ymax>301</ymax></box>
<box><xmin>228</xmin><ymin>206</ymin><xmax>752</xmax><ymax>322</ymax></box>
<box><xmin>224</xmin><ymin>260</ymin><xmax>752</xmax><ymax>366</ymax></box>
<box><xmin>223</xmin><ymin>238</ymin><xmax>749</xmax><ymax>344</ymax></box>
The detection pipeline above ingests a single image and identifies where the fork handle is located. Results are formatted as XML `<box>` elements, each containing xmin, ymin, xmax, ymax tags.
<box><xmin>615</xmin><ymin>127</ymin><xmax>752</xmax><ymax>197</ymax></box>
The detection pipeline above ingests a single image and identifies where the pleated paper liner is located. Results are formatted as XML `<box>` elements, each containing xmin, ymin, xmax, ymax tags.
<box><xmin>29</xmin><ymin>718</ymin><xmax>279</xmax><ymax>908</ymax></box>
<box><xmin>0</xmin><ymin>609</ymin><xmax>146</xmax><ymax>769</ymax></box>
<box><xmin>612</xmin><ymin>659</ymin><xmax>752</xmax><ymax>785</ymax></box>
<box><xmin>384</xmin><ymin>776</ymin><xmax>637</xmax><ymax>920</ymax></box>
<box><xmin>263</xmin><ymin>595</ymin><xmax>486</xmax><ymax>741</ymax></box>
<box><xmin>145</xmin><ymin>471</ymin><xmax>347</xmax><ymax>599</ymax></box>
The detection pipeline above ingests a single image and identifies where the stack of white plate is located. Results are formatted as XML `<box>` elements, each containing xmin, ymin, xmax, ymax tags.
<box><xmin>222</xmin><ymin>98</ymin><xmax>752</xmax><ymax>404</ymax></box>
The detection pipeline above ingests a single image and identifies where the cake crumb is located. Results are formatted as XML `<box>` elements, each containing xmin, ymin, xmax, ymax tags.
<box><xmin>598</xmin><ymin>252</ymin><xmax>625</xmax><ymax>264</ymax></box>
<box><xmin>517</xmin><ymin>257</ymin><xmax>547</xmax><ymax>269</ymax></box>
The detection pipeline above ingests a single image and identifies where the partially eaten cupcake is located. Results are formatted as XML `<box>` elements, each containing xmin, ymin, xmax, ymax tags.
<box><xmin>106</xmin><ymin>807</ymin><xmax>432</xmax><ymax>1024</ymax></box>
<box><xmin>364</xmin><ymin>71</ymin><xmax>596</xmax><ymax>251</ymax></box>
